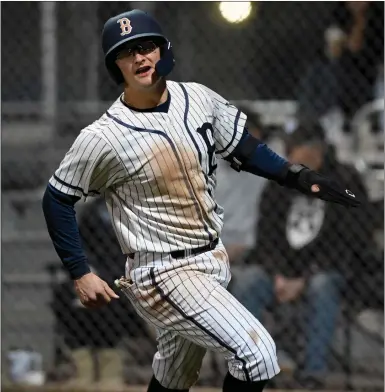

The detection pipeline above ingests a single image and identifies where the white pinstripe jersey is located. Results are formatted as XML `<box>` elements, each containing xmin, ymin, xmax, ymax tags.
<box><xmin>50</xmin><ymin>81</ymin><xmax>247</xmax><ymax>257</ymax></box>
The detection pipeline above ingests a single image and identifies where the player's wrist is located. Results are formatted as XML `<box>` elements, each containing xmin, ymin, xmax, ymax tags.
<box><xmin>67</xmin><ymin>261</ymin><xmax>92</xmax><ymax>280</ymax></box>
<box><xmin>279</xmin><ymin>163</ymin><xmax>308</xmax><ymax>188</ymax></box>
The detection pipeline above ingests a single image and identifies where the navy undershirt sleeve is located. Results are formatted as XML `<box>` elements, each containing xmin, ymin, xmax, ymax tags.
<box><xmin>225</xmin><ymin>129</ymin><xmax>289</xmax><ymax>181</ymax></box>
<box><xmin>42</xmin><ymin>184</ymin><xmax>91</xmax><ymax>280</ymax></box>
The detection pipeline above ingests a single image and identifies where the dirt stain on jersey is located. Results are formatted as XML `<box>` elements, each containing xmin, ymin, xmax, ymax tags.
<box><xmin>150</xmin><ymin>143</ymin><xmax>209</xmax><ymax>230</ymax></box>
<box><xmin>211</xmin><ymin>249</ymin><xmax>228</xmax><ymax>264</ymax></box>
<box><xmin>249</xmin><ymin>330</ymin><xmax>260</xmax><ymax>345</ymax></box>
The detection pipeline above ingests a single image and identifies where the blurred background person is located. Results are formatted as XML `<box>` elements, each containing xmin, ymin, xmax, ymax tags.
<box><xmin>331</xmin><ymin>1</ymin><xmax>384</xmax><ymax>134</ymax></box>
<box><xmin>296</xmin><ymin>24</ymin><xmax>342</xmax><ymax>121</ymax></box>
<box><xmin>297</xmin><ymin>1</ymin><xmax>384</xmax><ymax>144</ymax></box>
<box><xmin>231</xmin><ymin>120</ymin><xmax>375</xmax><ymax>389</ymax></box>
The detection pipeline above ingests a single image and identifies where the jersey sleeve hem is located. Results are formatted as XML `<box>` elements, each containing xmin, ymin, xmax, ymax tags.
<box><xmin>49</xmin><ymin>175</ymin><xmax>100</xmax><ymax>199</ymax></box>
<box><xmin>215</xmin><ymin>109</ymin><xmax>242</xmax><ymax>155</ymax></box>
<box><xmin>216</xmin><ymin>110</ymin><xmax>247</xmax><ymax>159</ymax></box>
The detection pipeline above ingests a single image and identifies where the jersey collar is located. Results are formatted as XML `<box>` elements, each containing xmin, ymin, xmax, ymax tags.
<box><xmin>120</xmin><ymin>90</ymin><xmax>171</xmax><ymax>113</ymax></box>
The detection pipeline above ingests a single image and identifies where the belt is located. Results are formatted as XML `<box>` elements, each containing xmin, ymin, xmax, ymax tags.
<box><xmin>170</xmin><ymin>238</ymin><xmax>219</xmax><ymax>259</ymax></box>
<box><xmin>127</xmin><ymin>238</ymin><xmax>219</xmax><ymax>260</ymax></box>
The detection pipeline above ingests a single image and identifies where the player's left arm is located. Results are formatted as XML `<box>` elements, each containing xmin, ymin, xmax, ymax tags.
<box><xmin>199</xmin><ymin>84</ymin><xmax>360</xmax><ymax>208</ymax></box>
<box><xmin>225</xmin><ymin>129</ymin><xmax>361</xmax><ymax>208</ymax></box>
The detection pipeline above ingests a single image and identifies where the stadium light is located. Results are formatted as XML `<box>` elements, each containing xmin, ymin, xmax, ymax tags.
<box><xmin>219</xmin><ymin>2</ymin><xmax>252</xmax><ymax>24</ymax></box>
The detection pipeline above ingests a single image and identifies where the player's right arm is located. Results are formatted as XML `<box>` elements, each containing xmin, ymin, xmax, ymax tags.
<box><xmin>42</xmin><ymin>130</ymin><xmax>123</xmax><ymax>308</ymax></box>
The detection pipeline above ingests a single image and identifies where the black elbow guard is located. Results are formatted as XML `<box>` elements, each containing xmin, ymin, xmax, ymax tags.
<box><xmin>226</xmin><ymin>130</ymin><xmax>292</xmax><ymax>182</ymax></box>
<box><xmin>226</xmin><ymin>132</ymin><xmax>264</xmax><ymax>172</ymax></box>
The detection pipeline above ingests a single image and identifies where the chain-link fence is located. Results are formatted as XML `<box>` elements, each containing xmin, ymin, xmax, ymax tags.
<box><xmin>2</xmin><ymin>1</ymin><xmax>384</xmax><ymax>390</ymax></box>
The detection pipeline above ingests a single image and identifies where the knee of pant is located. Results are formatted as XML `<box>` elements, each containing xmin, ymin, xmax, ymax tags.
<box><xmin>307</xmin><ymin>272</ymin><xmax>343</xmax><ymax>297</ymax></box>
<box><xmin>231</xmin><ymin>332</ymin><xmax>279</xmax><ymax>382</ymax></box>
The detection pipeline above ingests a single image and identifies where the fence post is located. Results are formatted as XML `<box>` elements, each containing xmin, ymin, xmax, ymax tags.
<box><xmin>40</xmin><ymin>1</ymin><xmax>57</xmax><ymax>126</ymax></box>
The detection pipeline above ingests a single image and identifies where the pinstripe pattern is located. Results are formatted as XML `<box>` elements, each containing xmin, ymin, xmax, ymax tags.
<box><xmin>49</xmin><ymin>81</ymin><xmax>245</xmax><ymax>259</ymax></box>
<box><xmin>120</xmin><ymin>243</ymin><xmax>280</xmax><ymax>388</ymax></box>
<box><xmin>49</xmin><ymin>80</ymin><xmax>279</xmax><ymax>387</ymax></box>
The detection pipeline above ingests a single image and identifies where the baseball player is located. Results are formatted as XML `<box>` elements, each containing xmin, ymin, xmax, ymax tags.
<box><xmin>42</xmin><ymin>9</ymin><xmax>360</xmax><ymax>392</ymax></box>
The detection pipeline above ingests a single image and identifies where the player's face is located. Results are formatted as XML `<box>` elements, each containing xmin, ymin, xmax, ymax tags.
<box><xmin>115</xmin><ymin>40</ymin><xmax>162</xmax><ymax>89</ymax></box>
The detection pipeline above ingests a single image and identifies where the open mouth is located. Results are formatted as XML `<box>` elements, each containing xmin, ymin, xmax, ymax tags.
<box><xmin>135</xmin><ymin>66</ymin><xmax>151</xmax><ymax>75</ymax></box>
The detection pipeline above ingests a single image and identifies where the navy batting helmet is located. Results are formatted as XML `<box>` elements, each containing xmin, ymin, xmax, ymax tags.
<box><xmin>102</xmin><ymin>9</ymin><xmax>175</xmax><ymax>84</ymax></box>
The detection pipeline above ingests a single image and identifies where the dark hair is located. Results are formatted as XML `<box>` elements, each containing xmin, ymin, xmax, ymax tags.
<box><xmin>284</xmin><ymin>119</ymin><xmax>339</xmax><ymax>171</ymax></box>
<box><xmin>284</xmin><ymin>119</ymin><xmax>326</xmax><ymax>153</ymax></box>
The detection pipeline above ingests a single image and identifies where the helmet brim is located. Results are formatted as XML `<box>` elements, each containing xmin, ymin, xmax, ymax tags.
<box><xmin>104</xmin><ymin>33</ymin><xmax>167</xmax><ymax>59</ymax></box>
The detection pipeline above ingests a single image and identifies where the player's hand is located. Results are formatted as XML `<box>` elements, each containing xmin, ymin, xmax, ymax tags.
<box><xmin>74</xmin><ymin>272</ymin><xmax>119</xmax><ymax>309</ymax></box>
<box><xmin>274</xmin><ymin>275</ymin><xmax>305</xmax><ymax>304</ymax></box>
<box><xmin>292</xmin><ymin>165</ymin><xmax>361</xmax><ymax>208</ymax></box>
